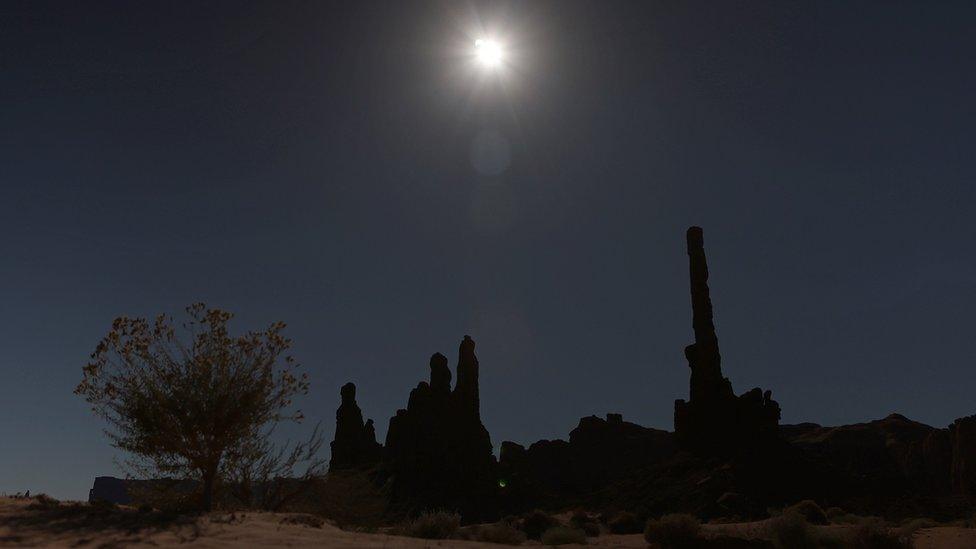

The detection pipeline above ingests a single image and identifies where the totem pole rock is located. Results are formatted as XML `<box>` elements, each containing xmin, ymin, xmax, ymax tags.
<box><xmin>674</xmin><ymin>227</ymin><xmax>781</xmax><ymax>454</ymax></box>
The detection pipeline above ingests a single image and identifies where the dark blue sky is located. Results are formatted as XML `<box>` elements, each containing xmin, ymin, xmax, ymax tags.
<box><xmin>2</xmin><ymin>1</ymin><xmax>974</xmax><ymax>500</ymax></box>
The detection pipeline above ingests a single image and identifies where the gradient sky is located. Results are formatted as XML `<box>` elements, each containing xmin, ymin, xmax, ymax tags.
<box><xmin>2</xmin><ymin>1</ymin><xmax>975</xmax><ymax>500</ymax></box>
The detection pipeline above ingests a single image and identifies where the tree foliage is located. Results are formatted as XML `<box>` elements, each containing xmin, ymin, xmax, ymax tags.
<box><xmin>224</xmin><ymin>421</ymin><xmax>327</xmax><ymax>511</ymax></box>
<box><xmin>75</xmin><ymin>303</ymin><xmax>311</xmax><ymax>511</ymax></box>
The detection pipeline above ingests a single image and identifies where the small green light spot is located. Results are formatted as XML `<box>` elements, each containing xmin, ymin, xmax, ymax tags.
<box><xmin>498</xmin><ymin>479</ymin><xmax>507</xmax><ymax>488</ymax></box>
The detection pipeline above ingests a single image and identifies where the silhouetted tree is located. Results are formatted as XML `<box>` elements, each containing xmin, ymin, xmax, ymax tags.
<box><xmin>75</xmin><ymin>303</ymin><xmax>310</xmax><ymax>511</ymax></box>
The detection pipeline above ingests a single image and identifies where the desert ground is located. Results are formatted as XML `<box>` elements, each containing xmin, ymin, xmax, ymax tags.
<box><xmin>2</xmin><ymin>497</ymin><xmax>976</xmax><ymax>548</ymax></box>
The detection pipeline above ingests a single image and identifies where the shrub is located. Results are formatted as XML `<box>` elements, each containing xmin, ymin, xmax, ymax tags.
<box><xmin>403</xmin><ymin>510</ymin><xmax>461</xmax><ymax>539</ymax></box>
<box><xmin>279</xmin><ymin>513</ymin><xmax>324</xmax><ymax>528</ymax></box>
<box><xmin>89</xmin><ymin>498</ymin><xmax>118</xmax><ymax>513</ymax></box>
<box><xmin>608</xmin><ymin>511</ymin><xmax>642</xmax><ymax>534</ymax></box>
<box><xmin>850</xmin><ymin>518</ymin><xmax>914</xmax><ymax>549</ymax></box>
<box><xmin>784</xmin><ymin>500</ymin><xmax>828</xmax><ymax>525</ymax></box>
<box><xmin>766</xmin><ymin>511</ymin><xmax>818</xmax><ymax>549</ymax></box>
<box><xmin>476</xmin><ymin>522</ymin><xmax>527</xmax><ymax>545</ymax></box>
<box><xmin>644</xmin><ymin>513</ymin><xmax>701</xmax><ymax>549</ymax></box>
<box><xmin>568</xmin><ymin>512</ymin><xmax>600</xmax><ymax>537</ymax></box>
<box><xmin>304</xmin><ymin>470</ymin><xmax>387</xmax><ymax>530</ymax></box>
<box><xmin>521</xmin><ymin>509</ymin><xmax>560</xmax><ymax>540</ymax></box>
<box><xmin>541</xmin><ymin>526</ymin><xmax>587</xmax><ymax>545</ymax></box>
<box><xmin>26</xmin><ymin>494</ymin><xmax>59</xmax><ymax>511</ymax></box>
<box><xmin>826</xmin><ymin>507</ymin><xmax>846</xmax><ymax>521</ymax></box>
<box><xmin>75</xmin><ymin>304</ymin><xmax>316</xmax><ymax>512</ymax></box>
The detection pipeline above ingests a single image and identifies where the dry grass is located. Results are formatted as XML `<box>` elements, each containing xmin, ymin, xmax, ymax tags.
<box><xmin>399</xmin><ymin>510</ymin><xmax>461</xmax><ymax>539</ymax></box>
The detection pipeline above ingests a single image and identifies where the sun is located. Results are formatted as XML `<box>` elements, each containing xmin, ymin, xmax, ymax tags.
<box><xmin>474</xmin><ymin>38</ymin><xmax>504</xmax><ymax>68</ymax></box>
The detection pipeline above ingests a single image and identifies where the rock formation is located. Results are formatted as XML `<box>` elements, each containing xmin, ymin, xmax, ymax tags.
<box><xmin>674</xmin><ymin>226</ymin><xmax>781</xmax><ymax>454</ymax></box>
<box><xmin>311</xmin><ymin>226</ymin><xmax>976</xmax><ymax>521</ymax></box>
<box><xmin>951</xmin><ymin>415</ymin><xmax>976</xmax><ymax>495</ymax></box>
<box><xmin>498</xmin><ymin>413</ymin><xmax>676</xmax><ymax>513</ymax></box>
<box><xmin>384</xmin><ymin>336</ymin><xmax>497</xmax><ymax>520</ymax></box>
<box><xmin>89</xmin><ymin>476</ymin><xmax>132</xmax><ymax>504</ymax></box>
<box><xmin>329</xmin><ymin>382</ymin><xmax>381</xmax><ymax>471</ymax></box>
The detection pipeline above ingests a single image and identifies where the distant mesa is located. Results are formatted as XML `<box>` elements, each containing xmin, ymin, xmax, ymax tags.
<box><xmin>89</xmin><ymin>476</ymin><xmax>131</xmax><ymax>505</ymax></box>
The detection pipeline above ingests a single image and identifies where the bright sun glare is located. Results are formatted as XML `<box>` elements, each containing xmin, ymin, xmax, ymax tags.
<box><xmin>475</xmin><ymin>38</ymin><xmax>504</xmax><ymax>68</ymax></box>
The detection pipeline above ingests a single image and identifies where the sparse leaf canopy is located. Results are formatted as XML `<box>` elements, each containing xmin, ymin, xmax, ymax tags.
<box><xmin>76</xmin><ymin>303</ymin><xmax>309</xmax><ymax>510</ymax></box>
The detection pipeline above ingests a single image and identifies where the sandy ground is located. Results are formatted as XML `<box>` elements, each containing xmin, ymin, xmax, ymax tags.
<box><xmin>2</xmin><ymin>497</ymin><xmax>975</xmax><ymax>548</ymax></box>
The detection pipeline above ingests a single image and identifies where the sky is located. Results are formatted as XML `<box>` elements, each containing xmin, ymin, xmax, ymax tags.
<box><xmin>2</xmin><ymin>1</ymin><xmax>975</xmax><ymax>500</ymax></box>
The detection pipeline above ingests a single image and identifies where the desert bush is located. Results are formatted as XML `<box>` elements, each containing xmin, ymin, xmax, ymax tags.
<box><xmin>541</xmin><ymin>526</ymin><xmax>587</xmax><ymax>545</ymax></box>
<box><xmin>224</xmin><ymin>423</ymin><xmax>327</xmax><ymax>511</ymax></box>
<box><xmin>476</xmin><ymin>522</ymin><xmax>527</xmax><ymax>545</ymax></box>
<box><xmin>608</xmin><ymin>511</ymin><xmax>642</xmax><ymax>534</ymax></box>
<box><xmin>570</xmin><ymin>512</ymin><xmax>601</xmax><ymax>537</ymax></box>
<box><xmin>403</xmin><ymin>510</ymin><xmax>461</xmax><ymax>539</ymax></box>
<box><xmin>303</xmin><ymin>470</ymin><xmax>387</xmax><ymax>530</ymax></box>
<box><xmin>75</xmin><ymin>304</ymin><xmax>315</xmax><ymax>512</ymax></box>
<box><xmin>785</xmin><ymin>500</ymin><xmax>828</xmax><ymax>525</ymax></box>
<box><xmin>279</xmin><ymin>513</ymin><xmax>324</xmax><ymax>528</ymax></box>
<box><xmin>89</xmin><ymin>498</ymin><xmax>119</xmax><ymax>513</ymax></box>
<box><xmin>767</xmin><ymin>511</ymin><xmax>818</xmax><ymax>549</ymax></box>
<box><xmin>644</xmin><ymin>513</ymin><xmax>701</xmax><ymax>548</ymax></box>
<box><xmin>826</xmin><ymin>507</ymin><xmax>845</xmax><ymax>519</ymax></box>
<box><xmin>849</xmin><ymin>518</ymin><xmax>914</xmax><ymax>549</ymax></box>
<box><xmin>121</xmin><ymin>479</ymin><xmax>203</xmax><ymax>514</ymax></box>
<box><xmin>521</xmin><ymin>509</ymin><xmax>560</xmax><ymax>540</ymax></box>
<box><xmin>581</xmin><ymin>521</ymin><xmax>600</xmax><ymax>537</ymax></box>
<box><xmin>26</xmin><ymin>494</ymin><xmax>59</xmax><ymax>511</ymax></box>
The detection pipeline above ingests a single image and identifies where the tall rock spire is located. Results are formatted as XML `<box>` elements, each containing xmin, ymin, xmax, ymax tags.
<box><xmin>675</xmin><ymin>227</ymin><xmax>780</xmax><ymax>454</ymax></box>
<box><xmin>684</xmin><ymin>227</ymin><xmax>734</xmax><ymax>405</ymax></box>
<box><xmin>687</xmin><ymin>226</ymin><xmax>719</xmax><ymax>353</ymax></box>
<box><xmin>454</xmin><ymin>335</ymin><xmax>481</xmax><ymax>421</ymax></box>
<box><xmin>429</xmin><ymin>352</ymin><xmax>452</xmax><ymax>395</ymax></box>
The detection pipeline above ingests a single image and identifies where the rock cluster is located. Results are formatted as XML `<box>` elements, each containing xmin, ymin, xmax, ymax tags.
<box><xmin>314</xmin><ymin>226</ymin><xmax>976</xmax><ymax>521</ymax></box>
<box><xmin>328</xmin><ymin>382</ymin><xmax>381</xmax><ymax>471</ymax></box>
<box><xmin>383</xmin><ymin>336</ymin><xmax>497</xmax><ymax>519</ymax></box>
<box><xmin>674</xmin><ymin>226</ymin><xmax>781</xmax><ymax>454</ymax></box>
